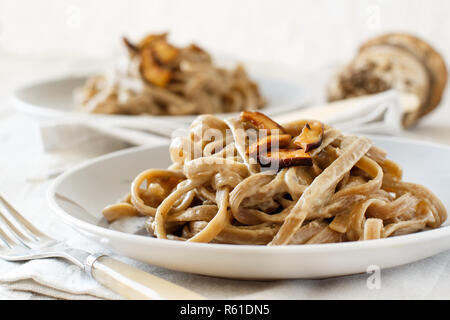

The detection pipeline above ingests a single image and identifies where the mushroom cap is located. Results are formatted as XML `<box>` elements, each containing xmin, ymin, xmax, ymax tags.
<box><xmin>359</xmin><ymin>33</ymin><xmax>448</xmax><ymax>127</ymax></box>
<box><xmin>327</xmin><ymin>33</ymin><xmax>448</xmax><ymax>128</ymax></box>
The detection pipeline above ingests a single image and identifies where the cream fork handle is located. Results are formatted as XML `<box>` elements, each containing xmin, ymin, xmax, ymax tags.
<box><xmin>90</xmin><ymin>256</ymin><xmax>205</xmax><ymax>300</ymax></box>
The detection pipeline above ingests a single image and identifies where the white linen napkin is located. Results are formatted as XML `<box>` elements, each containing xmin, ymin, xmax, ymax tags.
<box><xmin>31</xmin><ymin>123</ymin><xmax>169</xmax><ymax>181</ymax></box>
<box><xmin>0</xmin><ymin>235</ymin><xmax>123</xmax><ymax>300</ymax></box>
<box><xmin>273</xmin><ymin>89</ymin><xmax>415</xmax><ymax>135</ymax></box>
<box><xmin>40</xmin><ymin>122</ymin><xmax>170</xmax><ymax>153</ymax></box>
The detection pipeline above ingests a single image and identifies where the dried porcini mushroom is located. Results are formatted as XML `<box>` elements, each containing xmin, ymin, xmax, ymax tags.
<box><xmin>240</xmin><ymin>112</ymin><xmax>320</xmax><ymax>169</ymax></box>
<box><xmin>123</xmin><ymin>33</ymin><xmax>180</xmax><ymax>87</ymax></box>
<box><xmin>240</xmin><ymin>111</ymin><xmax>286</xmax><ymax>134</ymax></box>
<box><xmin>293</xmin><ymin>121</ymin><xmax>324</xmax><ymax>152</ymax></box>
<box><xmin>247</xmin><ymin>134</ymin><xmax>292</xmax><ymax>156</ymax></box>
<box><xmin>258</xmin><ymin>149</ymin><xmax>312</xmax><ymax>169</ymax></box>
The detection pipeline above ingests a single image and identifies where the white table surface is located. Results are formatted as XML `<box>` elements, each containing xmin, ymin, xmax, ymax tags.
<box><xmin>1</xmin><ymin>55</ymin><xmax>450</xmax><ymax>300</ymax></box>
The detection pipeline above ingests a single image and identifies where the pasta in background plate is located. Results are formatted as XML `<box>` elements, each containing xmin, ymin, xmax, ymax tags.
<box><xmin>102</xmin><ymin>112</ymin><xmax>447</xmax><ymax>245</ymax></box>
<box><xmin>74</xmin><ymin>33</ymin><xmax>266</xmax><ymax>116</ymax></box>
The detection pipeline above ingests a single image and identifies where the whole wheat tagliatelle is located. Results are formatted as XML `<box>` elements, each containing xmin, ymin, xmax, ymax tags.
<box><xmin>102</xmin><ymin>112</ymin><xmax>447</xmax><ymax>245</ymax></box>
<box><xmin>74</xmin><ymin>33</ymin><xmax>266</xmax><ymax>116</ymax></box>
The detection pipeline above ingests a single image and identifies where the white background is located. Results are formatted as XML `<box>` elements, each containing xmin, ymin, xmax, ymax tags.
<box><xmin>1</xmin><ymin>0</ymin><xmax>449</xmax><ymax>71</ymax></box>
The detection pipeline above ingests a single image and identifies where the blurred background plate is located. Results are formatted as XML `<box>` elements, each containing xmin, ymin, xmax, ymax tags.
<box><xmin>11</xmin><ymin>64</ymin><xmax>309</xmax><ymax>133</ymax></box>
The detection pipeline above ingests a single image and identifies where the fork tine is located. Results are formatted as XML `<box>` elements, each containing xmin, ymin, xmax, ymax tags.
<box><xmin>0</xmin><ymin>225</ymin><xmax>16</xmax><ymax>249</ymax></box>
<box><xmin>0</xmin><ymin>195</ymin><xmax>48</xmax><ymax>242</ymax></box>
<box><xmin>0</xmin><ymin>209</ymin><xmax>36</xmax><ymax>248</ymax></box>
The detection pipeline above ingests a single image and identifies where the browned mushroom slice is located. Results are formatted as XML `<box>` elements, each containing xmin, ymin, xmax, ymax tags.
<box><xmin>240</xmin><ymin>111</ymin><xmax>286</xmax><ymax>134</ymax></box>
<box><xmin>152</xmin><ymin>40</ymin><xmax>179</xmax><ymax>64</ymax></box>
<box><xmin>293</xmin><ymin>121</ymin><xmax>324</xmax><ymax>152</ymax></box>
<box><xmin>140</xmin><ymin>48</ymin><xmax>172</xmax><ymax>87</ymax></box>
<box><xmin>258</xmin><ymin>149</ymin><xmax>313</xmax><ymax>168</ymax></box>
<box><xmin>248</xmin><ymin>134</ymin><xmax>292</xmax><ymax>156</ymax></box>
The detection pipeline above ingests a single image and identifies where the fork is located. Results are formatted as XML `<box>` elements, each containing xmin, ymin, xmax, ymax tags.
<box><xmin>0</xmin><ymin>195</ymin><xmax>205</xmax><ymax>300</ymax></box>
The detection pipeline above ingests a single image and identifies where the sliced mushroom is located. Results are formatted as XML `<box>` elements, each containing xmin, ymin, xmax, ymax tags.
<box><xmin>140</xmin><ymin>48</ymin><xmax>172</xmax><ymax>87</ymax></box>
<box><xmin>258</xmin><ymin>149</ymin><xmax>313</xmax><ymax>169</ymax></box>
<box><xmin>240</xmin><ymin>111</ymin><xmax>286</xmax><ymax>134</ymax></box>
<box><xmin>293</xmin><ymin>121</ymin><xmax>324</xmax><ymax>152</ymax></box>
<box><xmin>152</xmin><ymin>40</ymin><xmax>179</xmax><ymax>64</ymax></box>
<box><xmin>248</xmin><ymin>134</ymin><xmax>292</xmax><ymax>156</ymax></box>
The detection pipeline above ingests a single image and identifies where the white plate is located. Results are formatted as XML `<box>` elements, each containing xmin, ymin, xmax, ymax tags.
<box><xmin>47</xmin><ymin>136</ymin><xmax>450</xmax><ymax>279</ymax></box>
<box><xmin>12</xmin><ymin>72</ymin><xmax>308</xmax><ymax>134</ymax></box>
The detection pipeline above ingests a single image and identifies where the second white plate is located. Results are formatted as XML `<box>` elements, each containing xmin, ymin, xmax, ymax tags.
<box><xmin>12</xmin><ymin>72</ymin><xmax>308</xmax><ymax>135</ymax></box>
